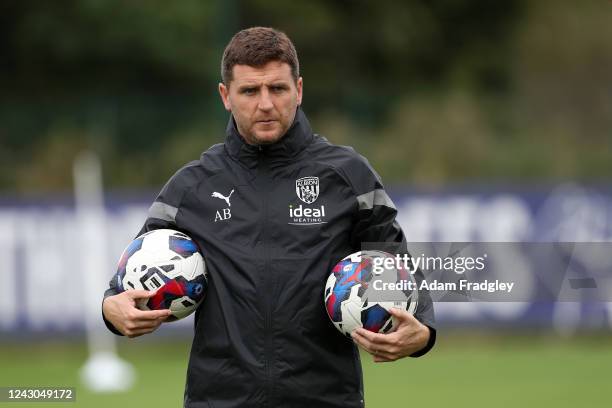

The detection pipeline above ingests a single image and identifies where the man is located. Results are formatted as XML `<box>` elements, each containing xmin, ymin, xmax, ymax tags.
<box><xmin>103</xmin><ymin>27</ymin><xmax>435</xmax><ymax>408</ymax></box>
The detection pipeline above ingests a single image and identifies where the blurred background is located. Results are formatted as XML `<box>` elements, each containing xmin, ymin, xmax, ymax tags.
<box><xmin>1</xmin><ymin>0</ymin><xmax>611</xmax><ymax>407</ymax></box>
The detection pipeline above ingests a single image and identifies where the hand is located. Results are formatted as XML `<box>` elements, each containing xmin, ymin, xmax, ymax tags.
<box><xmin>351</xmin><ymin>308</ymin><xmax>430</xmax><ymax>363</ymax></box>
<box><xmin>102</xmin><ymin>290</ymin><xmax>172</xmax><ymax>338</ymax></box>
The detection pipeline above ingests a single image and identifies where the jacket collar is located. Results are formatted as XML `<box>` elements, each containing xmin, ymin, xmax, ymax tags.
<box><xmin>224</xmin><ymin>107</ymin><xmax>313</xmax><ymax>167</ymax></box>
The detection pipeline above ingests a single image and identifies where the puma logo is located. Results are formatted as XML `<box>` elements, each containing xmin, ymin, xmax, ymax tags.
<box><xmin>211</xmin><ymin>189</ymin><xmax>234</xmax><ymax>207</ymax></box>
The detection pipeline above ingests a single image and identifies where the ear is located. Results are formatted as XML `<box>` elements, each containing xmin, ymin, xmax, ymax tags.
<box><xmin>218</xmin><ymin>83</ymin><xmax>231</xmax><ymax>111</ymax></box>
<box><xmin>296</xmin><ymin>77</ymin><xmax>303</xmax><ymax>106</ymax></box>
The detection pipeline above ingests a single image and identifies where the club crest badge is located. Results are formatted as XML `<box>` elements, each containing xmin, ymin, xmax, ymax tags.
<box><xmin>296</xmin><ymin>177</ymin><xmax>319</xmax><ymax>204</ymax></box>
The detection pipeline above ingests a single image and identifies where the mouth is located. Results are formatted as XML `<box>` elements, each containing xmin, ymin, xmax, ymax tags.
<box><xmin>256</xmin><ymin>119</ymin><xmax>277</xmax><ymax>124</ymax></box>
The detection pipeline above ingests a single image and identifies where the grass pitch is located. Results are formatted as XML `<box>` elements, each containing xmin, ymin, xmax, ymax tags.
<box><xmin>0</xmin><ymin>332</ymin><xmax>611</xmax><ymax>407</ymax></box>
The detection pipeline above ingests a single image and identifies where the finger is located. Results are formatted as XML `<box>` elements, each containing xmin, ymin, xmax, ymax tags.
<box><xmin>126</xmin><ymin>326</ymin><xmax>158</xmax><ymax>338</ymax></box>
<box><xmin>136</xmin><ymin>319</ymin><xmax>165</xmax><ymax>333</ymax></box>
<box><xmin>125</xmin><ymin>289</ymin><xmax>158</xmax><ymax>300</ymax></box>
<box><xmin>132</xmin><ymin>313</ymin><xmax>169</xmax><ymax>326</ymax></box>
<box><xmin>352</xmin><ymin>331</ymin><xmax>397</xmax><ymax>359</ymax></box>
<box><xmin>132</xmin><ymin>308</ymin><xmax>172</xmax><ymax>321</ymax></box>
<box><xmin>354</xmin><ymin>327</ymin><xmax>397</xmax><ymax>346</ymax></box>
<box><xmin>130</xmin><ymin>316</ymin><xmax>167</xmax><ymax>330</ymax></box>
<box><xmin>352</xmin><ymin>330</ymin><xmax>392</xmax><ymax>355</ymax></box>
<box><xmin>373</xmin><ymin>354</ymin><xmax>394</xmax><ymax>363</ymax></box>
<box><xmin>128</xmin><ymin>320</ymin><xmax>160</xmax><ymax>332</ymax></box>
<box><xmin>388</xmin><ymin>307</ymin><xmax>418</xmax><ymax>325</ymax></box>
<box><xmin>351</xmin><ymin>331</ymin><xmax>376</xmax><ymax>354</ymax></box>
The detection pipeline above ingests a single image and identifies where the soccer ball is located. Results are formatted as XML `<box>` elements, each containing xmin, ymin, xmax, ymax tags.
<box><xmin>114</xmin><ymin>229</ymin><xmax>208</xmax><ymax>321</ymax></box>
<box><xmin>324</xmin><ymin>250</ymin><xmax>418</xmax><ymax>337</ymax></box>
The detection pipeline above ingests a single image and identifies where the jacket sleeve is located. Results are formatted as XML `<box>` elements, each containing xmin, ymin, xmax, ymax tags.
<box><xmin>102</xmin><ymin>162</ymin><xmax>199</xmax><ymax>335</ymax></box>
<box><xmin>341</xmin><ymin>151</ymin><xmax>436</xmax><ymax>357</ymax></box>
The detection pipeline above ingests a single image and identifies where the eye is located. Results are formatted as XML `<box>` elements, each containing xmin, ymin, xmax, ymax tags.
<box><xmin>270</xmin><ymin>85</ymin><xmax>286</xmax><ymax>93</ymax></box>
<box><xmin>241</xmin><ymin>88</ymin><xmax>256</xmax><ymax>95</ymax></box>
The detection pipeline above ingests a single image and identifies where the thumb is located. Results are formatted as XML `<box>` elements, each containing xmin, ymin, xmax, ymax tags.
<box><xmin>388</xmin><ymin>307</ymin><xmax>416</xmax><ymax>325</ymax></box>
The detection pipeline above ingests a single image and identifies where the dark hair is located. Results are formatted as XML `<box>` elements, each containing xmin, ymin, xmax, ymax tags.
<box><xmin>221</xmin><ymin>27</ymin><xmax>299</xmax><ymax>85</ymax></box>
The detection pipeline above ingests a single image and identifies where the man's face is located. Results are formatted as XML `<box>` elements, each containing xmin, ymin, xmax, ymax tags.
<box><xmin>219</xmin><ymin>61</ymin><xmax>303</xmax><ymax>145</ymax></box>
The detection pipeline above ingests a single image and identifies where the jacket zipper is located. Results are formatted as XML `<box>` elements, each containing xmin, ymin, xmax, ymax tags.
<box><xmin>259</xmin><ymin>148</ymin><xmax>274</xmax><ymax>407</ymax></box>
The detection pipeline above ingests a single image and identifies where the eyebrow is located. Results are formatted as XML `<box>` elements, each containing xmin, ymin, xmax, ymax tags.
<box><xmin>237</xmin><ymin>81</ymin><xmax>290</xmax><ymax>91</ymax></box>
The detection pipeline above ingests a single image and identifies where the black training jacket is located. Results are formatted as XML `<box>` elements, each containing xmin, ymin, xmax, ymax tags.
<box><xmin>104</xmin><ymin>108</ymin><xmax>436</xmax><ymax>408</ymax></box>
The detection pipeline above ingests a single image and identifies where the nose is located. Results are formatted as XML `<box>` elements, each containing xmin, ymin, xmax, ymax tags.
<box><xmin>257</xmin><ymin>88</ymin><xmax>273</xmax><ymax>111</ymax></box>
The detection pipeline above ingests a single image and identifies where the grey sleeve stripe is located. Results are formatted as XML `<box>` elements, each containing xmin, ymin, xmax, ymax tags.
<box><xmin>148</xmin><ymin>201</ymin><xmax>178</xmax><ymax>222</ymax></box>
<box><xmin>356</xmin><ymin>189</ymin><xmax>396</xmax><ymax>210</ymax></box>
